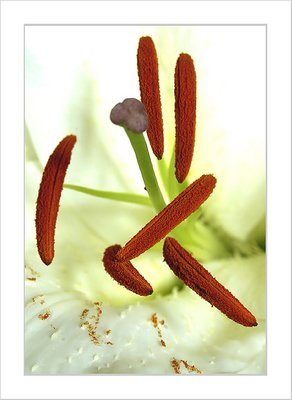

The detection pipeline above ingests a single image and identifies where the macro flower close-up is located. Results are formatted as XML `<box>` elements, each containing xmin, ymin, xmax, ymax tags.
<box><xmin>25</xmin><ymin>25</ymin><xmax>266</xmax><ymax>375</ymax></box>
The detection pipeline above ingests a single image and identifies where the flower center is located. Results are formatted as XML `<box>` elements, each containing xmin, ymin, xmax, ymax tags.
<box><xmin>101</xmin><ymin>37</ymin><xmax>257</xmax><ymax>327</ymax></box>
<box><xmin>34</xmin><ymin>35</ymin><xmax>258</xmax><ymax>327</ymax></box>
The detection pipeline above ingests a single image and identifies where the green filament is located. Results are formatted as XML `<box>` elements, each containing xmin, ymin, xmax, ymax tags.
<box><xmin>64</xmin><ymin>184</ymin><xmax>151</xmax><ymax>207</ymax></box>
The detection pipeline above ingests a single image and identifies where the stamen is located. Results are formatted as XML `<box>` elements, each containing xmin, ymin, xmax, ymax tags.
<box><xmin>116</xmin><ymin>174</ymin><xmax>216</xmax><ymax>261</ymax></box>
<box><xmin>137</xmin><ymin>36</ymin><xmax>164</xmax><ymax>159</ymax></box>
<box><xmin>35</xmin><ymin>135</ymin><xmax>77</xmax><ymax>265</ymax></box>
<box><xmin>103</xmin><ymin>244</ymin><xmax>153</xmax><ymax>296</ymax></box>
<box><xmin>163</xmin><ymin>237</ymin><xmax>258</xmax><ymax>327</ymax></box>
<box><xmin>174</xmin><ymin>53</ymin><xmax>197</xmax><ymax>183</ymax></box>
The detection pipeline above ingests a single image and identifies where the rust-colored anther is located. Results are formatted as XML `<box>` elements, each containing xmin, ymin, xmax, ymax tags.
<box><xmin>35</xmin><ymin>135</ymin><xmax>77</xmax><ymax>265</ymax></box>
<box><xmin>174</xmin><ymin>53</ymin><xmax>197</xmax><ymax>183</ymax></box>
<box><xmin>103</xmin><ymin>244</ymin><xmax>153</xmax><ymax>296</ymax></box>
<box><xmin>116</xmin><ymin>174</ymin><xmax>216</xmax><ymax>261</ymax></box>
<box><xmin>137</xmin><ymin>36</ymin><xmax>164</xmax><ymax>159</ymax></box>
<box><xmin>163</xmin><ymin>237</ymin><xmax>258</xmax><ymax>327</ymax></box>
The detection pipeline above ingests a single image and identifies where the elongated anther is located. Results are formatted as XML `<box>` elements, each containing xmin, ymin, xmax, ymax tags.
<box><xmin>36</xmin><ymin>135</ymin><xmax>77</xmax><ymax>265</ymax></box>
<box><xmin>175</xmin><ymin>53</ymin><xmax>197</xmax><ymax>183</ymax></box>
<box><xmin>137</xmin><ymin>36</ymin><xmax>164</xmax><ymax>159</ymax></box>
<box><xmin>103</xmin><ymin>245</ymin><xmax>153</xmax><ymax>296</ymax></box>
<box><xmin>116</xmin><ymin>174</ymin><xmax>216</xmax><ymax>261</ymax></box>
<box><xmin>163</xmin><ymin>237</ymin><xmax>258</xmax><ymax>327</ymax></box>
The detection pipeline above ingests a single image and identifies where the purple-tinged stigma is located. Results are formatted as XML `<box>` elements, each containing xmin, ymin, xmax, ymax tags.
<box><xmin>110</xmin><ymin>98</ymin><xmax>148</xmax><ymax>134</ymax></box>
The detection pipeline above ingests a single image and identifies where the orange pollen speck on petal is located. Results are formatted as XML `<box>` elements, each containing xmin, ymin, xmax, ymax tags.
<box><xmin>150</xmin><ymin>313</ymin><xmax>166</xmax><ymax>347</ymax></box>
<box><xmin>35</xmin><ymin>134</ymin><xmax>77</xmax><ymax>265</ymax></box>
<box><xmin>163</xmin><ymin>237</ymin><xmax>258</xmax><ymax>328</ymax></box>
<box><xmin>38</xmin><ymin>311</ymin><xmax>51</xmax><ymax>320</ymax></box>
<box><xmin>103</xmin><ymin>244</ymin><xmax>153</xmax><ymax>296</ymax></box>
<box><xmin>116</xmin><ymin>174</ymin><xmax>216</xmax><ymax>261</ymax></box>
<box><xmin>175</xmin><ymin>53</ymin><xmax>197</xmax><ymax>183</ymax></box>
<box><xmin>137</xmin><ymin>36</ymin><xmax>164</xmax><ymax>159</ymax></box>
<box><xmin>171</xmin><ymin>358</ymin><xmax>202</xmax><ymax>374</ymax></box>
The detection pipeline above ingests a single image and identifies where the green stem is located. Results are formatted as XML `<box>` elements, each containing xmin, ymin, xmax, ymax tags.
<box><xmin>125</xmin><ymin>128</ymin><xmax>166</xmax><ymax>212</ymax></box>
<box><xmin>155</xmin><ymin>157</ymin><xmax>169</xmax><ymax>199</ymax></box>
<box><xmin>172</xmin><ymin>219</ymin><xmax>231</xmax><ymax>262</ymax></box>
<box><xmin>64</xmin><ymin>184</ymin><xmax>152</xmax><ymax>207</ymax></box>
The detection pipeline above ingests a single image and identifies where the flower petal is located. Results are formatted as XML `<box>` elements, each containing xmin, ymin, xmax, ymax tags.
<box><xmin>25</xmin><ymin>283</ymin><xmax>265</xmax><ymax>374</ymax></box>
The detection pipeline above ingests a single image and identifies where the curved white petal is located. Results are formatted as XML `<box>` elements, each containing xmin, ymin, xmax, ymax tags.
<box><xmin>153</xmin><ymin>27</ymin><xmax>266</xmax><ymax>240</ymax></box>
<box><xmin>204</xmin><ymin>252</ymin><xmax>266</xmax><ymax>320</ymax></box>
<box><xmin>25</xmin><ymin>284</ymin><xmax>265</xmax><ymax>375</ymax></box>
<box><xmin>25</xmin><ymin>26</ymin><xmax>160</xmax><ymax>193</ymax></box>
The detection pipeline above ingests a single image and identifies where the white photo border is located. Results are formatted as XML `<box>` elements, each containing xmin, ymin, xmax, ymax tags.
<box><xmin>1</xmin><ymin>1</ymin><xmax>291</xmax><ymax>399</ymax></box>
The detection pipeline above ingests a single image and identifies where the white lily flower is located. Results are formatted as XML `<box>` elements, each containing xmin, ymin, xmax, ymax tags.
<box><xmin>25</xmin><ymin>26</ymin><xmax>266</xmax><ymax>374</ymax></box>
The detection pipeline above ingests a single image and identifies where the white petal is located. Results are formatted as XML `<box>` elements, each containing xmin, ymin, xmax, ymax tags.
<box><xmin>25</xmin><ymin>282</ymin><xmax>265</xmax><ymax>374</ymax></box>
<box><xmin>149</xmin><ymin>27</ymin><xmax>266</xmax><ymax>241</ymax></box>
<box><xmin>184</xmin><ymin>28</ymin><xmax>266</xmax><ymax>240</ymax></box>
<box><xmin>205</xmin><ymin>252</ymin><xmax>266</xmax><ymax>320</ymax></box>
<box><xmin>25</xmin><ymin>251</ymin><xmax>266</xmax><ymax>374</ymax></box>
<box><xmin>25</xmin><ymin>26</ymin><xmax>160</xmax><ymax>193</ymax></box>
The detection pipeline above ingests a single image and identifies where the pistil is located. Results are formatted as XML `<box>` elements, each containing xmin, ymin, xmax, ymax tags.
<box><xmin>125</xmin><ymin>128</ymin><xmax>166</xmax><ymax>212</ymax></box>
<box><xmin>110</xmin><ymin>98</ymin><xmax>166</xmax><ymax>213</ymax></box>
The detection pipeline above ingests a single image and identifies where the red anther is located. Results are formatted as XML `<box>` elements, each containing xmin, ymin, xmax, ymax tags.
<box><xmin>36</xmin><ymin>135</ymin><xmax>77</xmax><ymax>265</ymax></box>
<box><xmin>175</xmin><ymin>53</ymin><xmax>196</xmax><ymax>183</ymax></box>
<box><xmin>103</xmin><ymin>244</ymin><xmax>153</xmax><ymax>296</ymax></box>
<box><xmin>163</xmin><ymin>237</ymin><xmax>258</xmax><ymax>327</ymax></box>
<box><xmin>137</xmin><ymin>36</ymin><xmax>164</xmax><ymax>159</ymax></box>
